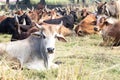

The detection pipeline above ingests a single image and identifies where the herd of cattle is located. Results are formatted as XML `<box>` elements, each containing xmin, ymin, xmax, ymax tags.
<box><xmin>0</xmin><ymin>0</ymin><xmax>120</xmax><ymax>70</ymax></box>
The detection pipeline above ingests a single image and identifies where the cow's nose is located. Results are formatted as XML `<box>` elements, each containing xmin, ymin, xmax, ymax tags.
<box><xmin>47</xmin><ymin>48</ymin><xmax>54</xmax><ymax>53</ymax></box>
<box><xmin>94</xmin><ymin>27</ymin><xmax>98</xmax><ymax>31</ymax></box>
<box><xmin>78</xmin><ymin>31</ymin><xmax>84</xmax><ymax>36</ymax></box>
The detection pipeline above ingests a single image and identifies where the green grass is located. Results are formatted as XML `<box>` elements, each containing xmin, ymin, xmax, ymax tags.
<box><xmin>0</xmin><ymin>34</ymin><xmax>120</xmax><ymax>80</ymax></box>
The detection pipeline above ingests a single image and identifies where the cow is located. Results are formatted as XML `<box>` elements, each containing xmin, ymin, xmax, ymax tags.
<box><xmin>94</xmin><ymin>16</ymin><xmax>120</xmax><ymax>46</ymax></box>
<box><xmin>27</xmin><ymin>9</ymin><xmax>41</xmax><ymax>23</ymax></box>
<box><xmin>95</xmin><ymin>0</ymin><xmax>119</xmax><ymax>18</ymax></box>
<box><xmin>14</xmin><ymin>9</ymin><xmax>24</xmax><ymax>15</ymax></box>
<box><xmin>80</xmin><ymin>8</ymin><xmax>92</xmax><ymax>20</ymax></box>
<box><xmin>39</xmin><ymin>9</ymin><xmax>62</xmax><ymax>23</ymax></box>
<box><xmin>18</xmin><ymin>12</ymin><xmax>33</xmax><ymax>26</ymax></box>
<box><xmin>54</xmin><ymin>7</ymin><xmax>67</xmax><ymax>16</ymax></box>
<box><xmin>0</xmin><ymin>12</ymin><xmax>34</xmax><ymax>41</ymax></box>
<box><xmin>11</xmin><ymin>26</ymin><xmax>39</xmax><ymax>40</ymax></box>
<box><xmin>75</xmin><ymin>14</ymin><xmax>98</xmax><ymax>36</ymax></box>
<box><xmin>0</xmin><ymin>21</ymin><xmax>67</xmax><ymax>70</ymax></box>
<box><xmin>43</xmin><ymin>11</ymin><xmax>78</xmax><ymax>30</ymax></box>
<box><xmin>0</xmin><ymin>15</ymin><xmax>21</xmax><ymax>41</ymax></box>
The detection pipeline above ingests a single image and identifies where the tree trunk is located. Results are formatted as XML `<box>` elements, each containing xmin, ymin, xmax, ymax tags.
<box><xmin>40</xmin><ymin>0</ymin><xmax>46</xmax><ymax>5</ymax></box>
<box><xmin>37</xmin><ymin>0</ymin><xmax>46</xmax><ymax>9</ymax></box>
<box><xmin>16</xmin><ymin>0</ymin><xmax>19</xmax><ymax>10</ymax></box>
<box><xmin>5</xmin><ymin>0</ymin><xmax>9</xmax><ymax>11</ymax></box>
<box><xmin>77</xmin><ymin>0</ymin><xmax>79</xmax><ymax>3</ymax></box>
<box><xmin>82</xmin><ymin>0</ymin><xmax>86</xmax><ymax>8</ymax></box>
<box><xmin>23</xmin><ymin>0</ymin><xmax>31</xmax><ymax>8</ymax></box>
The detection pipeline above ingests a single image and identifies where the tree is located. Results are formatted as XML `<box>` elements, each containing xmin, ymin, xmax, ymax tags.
<box><xmin>82</xmin><ymin>0</ymin><xmax>86</xmax><ymax>8</ymax></box>
<box><xmin>16</xmin><ymin>0</ymin><xmax>19</xmax><ymax>9</ymax></box>
<box><xmin>37</xmin><ymin>0</ymin><xmax>46</xmax><ymax>9</ymax></box>
<box><xmin>22</xmin><ymin>0</ymin><xmax>31</xmax><ymax>8</ymax></box>
<box><xmin>5</xmin><ymin>0</ymin><xmax>9</xmax><ymax>11</ymax></box>
<box><xmin>39</xmin><ymin>0</ymin><xmax>46</xmax><ymax>5</ymax></box>
<box><xmin>77</xmin><ymin>0</ymin><xmax>80</xmax><ymax>3</ymax></box>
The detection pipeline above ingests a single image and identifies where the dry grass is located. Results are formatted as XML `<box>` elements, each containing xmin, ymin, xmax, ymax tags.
<box><xmin>0</xmin><ymin>34</ymin><xmax>120</xmax><ymax>80</ymax></box>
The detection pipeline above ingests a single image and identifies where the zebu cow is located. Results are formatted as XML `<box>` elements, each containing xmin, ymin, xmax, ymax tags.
<box><xmin>94</xmin><ymin>16</ymin><xmax>120</xmax><ymax>46</ymax></box>
<box><xmin>0</xmin><ymin>22</ymin><xmax>67</xmax><ymax>70</ymax></box>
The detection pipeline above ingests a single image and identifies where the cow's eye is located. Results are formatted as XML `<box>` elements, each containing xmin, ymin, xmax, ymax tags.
<box><xmin>91</xmin><ymin>21</ymin><xmax>96</xmax><ymax>25</ymax></box>
<box><xmin>42</xmin><ymin>33</ymin><xmax>46</xmax><ymax>39</ymax></box>
<box><xmin>54</xmin><ymin>34</ymin><xmax>57</xmax><ymax>38</ymax></box>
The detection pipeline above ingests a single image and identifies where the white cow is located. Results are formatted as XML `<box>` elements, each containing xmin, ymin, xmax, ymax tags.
<box><xmin>0</xmin><ymin>21</ymin><xmax>67</xmax><ymax>70</ymax></box>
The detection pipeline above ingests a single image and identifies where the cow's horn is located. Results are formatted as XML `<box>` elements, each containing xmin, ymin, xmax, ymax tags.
<box><xmin>27</xmin><ymin>7</ymin><xmax>31</xmax><ymax>11</ymax></box>
<box><xmin>35</xmin><ymin>23</ymin><xmax>43</xmax><ymax>29</ymax></box>
<box><xmin>14</xmin><ymin>14</ymin><xmax>19</xmax><ymax>24</ymax></box>
<box><xmin>32</xmin><ymin>6</ymin><xmax>34</xmax><ymax>11</ymax></box>
<box><xmin>59</xmin><ymin>21</ymin><xmax>63</xmax><ymax>26</ymax></box>
<box><xmin>23</xmin><ymin>18</ymin><xmax>26</xmax><ymax>25</ymax></box>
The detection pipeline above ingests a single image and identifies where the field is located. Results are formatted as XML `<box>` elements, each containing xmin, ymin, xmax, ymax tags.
<box><xmin>0</xmin><ymin>0</ymin><xmax>120</xmax><ymax>80</ymax></box>
<box><xmin>0</xmin><ymin>34</ymin><xmax>120</xmax><ymax>80</ymax></box>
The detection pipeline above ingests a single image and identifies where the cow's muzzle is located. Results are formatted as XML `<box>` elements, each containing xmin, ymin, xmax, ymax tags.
<box><xmin>47</xmin><ymin>48</ymin><xmax>54</xmax><ymax>54</ymax></box>
<box><xmin>77</xmin><ymin>31</ymin><xmax>85</xmax><ymax>36</ymax></box>
<box><xmin>94</xmin><ymin>27</ymin><xmax>98</xmax><ymax>31</ymax></box>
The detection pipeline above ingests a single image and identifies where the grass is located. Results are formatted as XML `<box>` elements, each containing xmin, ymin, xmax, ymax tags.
<box><xmin>0</xmin><ymin>34</ymin><xmax>120</xmax><ymax>80</ymax></box>
<box><xmin>0</xmin><ymin>0</ymin><xmax>119</xmax><ymax>79</ymax></box>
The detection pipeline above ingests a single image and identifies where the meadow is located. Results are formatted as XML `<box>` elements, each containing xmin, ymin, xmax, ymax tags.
<box><xmin>0</xmin><ymin>33</ymin><xmax>120</xmax><ymax>80</ymax></box>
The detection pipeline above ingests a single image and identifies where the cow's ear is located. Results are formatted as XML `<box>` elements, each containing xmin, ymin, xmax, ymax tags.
<box><xmin>27</xmin><ymin>7</ymin><xmax>31</xmax><ymax>11</ymax></box>
<box><xmin>35</xmin><ymin>23</ymin><xmax>43</xmax><ymax>29</ymax></box>
<box><xmin>31</xmin><ymin>31</ymin><xmax>46</xmax><ymax>38</ymax></box>
<box><xmin>56</xmin><ymin>34</ymin><xmax>67</xmax><ymax>42</ymax></box>
<box><xmin>31</xmin><ymin>31</ymin><xmax>41</xmax><ymax>38</ymax></box>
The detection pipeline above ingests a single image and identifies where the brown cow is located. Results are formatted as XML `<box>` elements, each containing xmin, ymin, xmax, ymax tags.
<box><xmin>14</xmin><ymin>9</ymin><xmax>24</xmax><ymax>15</ymax></box>
<box><xmin>27</xmin><ymin>9</ymin><xmax>41</xmax><ymax>22</ymax></box>
<box><xmin>75</xmin><ymin>14</ymin><xmax>98</xmax><ymax>36</ymax></box>
<box><xmin>80</xmin><ymin>8</ymin><xmax>92</xmax><ymax>20</ymax></box>
<box><xmin>94</xmin><ymin>16</ymin><xmax>120</xmax><ymax>46</ymax></box>
<box><xmin>39</xmin><ymin>9</ymin><xmax>62</xmax><ymax>23</ymax></box>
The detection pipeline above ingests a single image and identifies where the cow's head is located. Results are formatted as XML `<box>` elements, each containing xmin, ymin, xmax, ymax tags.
<box><xmin>17</xmin><ymin>12</ymin><xmax>32</xmax><ymax>25</ymax></box>
<box><xmin>94</xmin><ymin>16</ymin><xmax>107</xmax><ymax>32</ymax></box>
<box><xmin>80</xmin><ymin>9</ymin><xmax>92</xmax><ymax>19</ymax></box>
<box><xmin>75</xmin><ymin>14</ymin><xmax>97</xmax><ymax>36</ymax></box>
<box><xmin>33</xmin><ymin>21</ymin><xmax>67</xmax><ymax>54</ymax></box>
<box><xmin>94</xmin><ymin>16</ymin><xmax>117</xmax><ymax>32</ymax></box>
<box><xmin>70</xmin><ymin>11</ymin><xmax>78</xmax><ymax>23</ymax></box>
<box><xmin>95</xmin><ymin>1</ymin><xmax>107</xmax><ymax>15</ymax></box>
<box><xmin>14</xmin><ymin>9</ymin><xmax>24</xmax><ymax>15</ymax></box>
